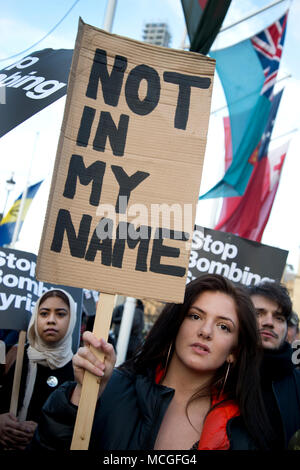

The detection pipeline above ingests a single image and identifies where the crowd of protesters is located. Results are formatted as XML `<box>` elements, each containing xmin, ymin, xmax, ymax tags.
<box><xmin>0</xmin><ymin>275</ymin><xmax>299</xmax><ymax>451</ymax></box>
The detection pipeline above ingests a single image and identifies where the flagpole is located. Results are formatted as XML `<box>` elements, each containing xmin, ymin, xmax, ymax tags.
<box><xmin>101</xmin><ymin>0</ymin><xmax>137</xmax><ymax>367</ymax></box>
<box><xmin>9</xmin><ymin>131</ymin><xmax>39</xmax><ymax>248</ymax></box>
<box><xmin>1</xmin><ymin>173</ymin><xmax>16</xmax><ymax>220</ymax></box>
<box><xmin>180</xmin><ymin>26</ymin><xmax>188</xmax><ymax>50</ymax></box>
<box><xmin>102</xmin><ymin>0</ymin><xmax>138</xmax><ymax>366</ymax></box>
<box><xmin>219</xmin><ymin>0</ymin><xmax>290</xmax><ymax>33</ymax></box>
<box><xmin>211</xmin><ymin>74</ymin><xmax>291</xmax><ymax>115</ymax></box>
<box><xmin>103</xmin><ymin>0</ymin><xmax>117</xmax><ymax>32</ymax></box>
<box><xmin>271</xmin><ymin>127</ymin><xmax>298</xmax><ymax>142</ymax></box>
<box><xmin>102</xmin><ymin>0</ymin><xmax>133</xmax><ymax>364</ymax></box>
<box><xmin>71</xmin><ymin>2</ymin><xmax>120</xmax><ymax>449</ymax></box>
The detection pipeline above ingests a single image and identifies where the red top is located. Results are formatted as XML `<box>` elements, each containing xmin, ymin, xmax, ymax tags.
<box><xmin>155</xmin><ymin>365</ymin><xmax>240</xmax><ymax>450</ymax></box>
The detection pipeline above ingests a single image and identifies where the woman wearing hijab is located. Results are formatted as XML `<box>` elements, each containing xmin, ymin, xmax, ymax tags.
<box><xmin>0</xmin><ymin>288</ymin><xmax>77</xmax><ymax>450</ymax></box>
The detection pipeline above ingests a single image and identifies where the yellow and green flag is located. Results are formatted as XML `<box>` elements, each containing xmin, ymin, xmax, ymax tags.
<box><xmin>0</xmin><ymin>180</ymin><xmax>43</xmax><ymax>246</ymax></box>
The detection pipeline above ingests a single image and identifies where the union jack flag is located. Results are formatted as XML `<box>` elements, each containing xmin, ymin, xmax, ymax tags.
<box><xmin>251</xmin><ymin>12</ymin><xmax>288</xmax><ymax>99</ymax></box>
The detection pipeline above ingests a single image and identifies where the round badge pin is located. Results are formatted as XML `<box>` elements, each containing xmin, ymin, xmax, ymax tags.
<box><xmin>47</xmin><ymin>376</ymin><xmax>58</xmax><ymax>388</ymax></box>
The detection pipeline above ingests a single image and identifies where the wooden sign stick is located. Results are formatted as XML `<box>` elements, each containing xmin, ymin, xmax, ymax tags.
<box><xmin>70</xmin><ymin>293</ymin><xmax>115</xmax><ymax>450</ymax></box>
<box><xmin>9</xmin><ymin>330</ymin><xmax>26</xmax><ymax>416</ymax></box>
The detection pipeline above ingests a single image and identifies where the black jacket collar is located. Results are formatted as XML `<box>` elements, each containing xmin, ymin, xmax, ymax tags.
<box><xmin>261</xmin><ymin>341</ymin><xmax>295</xmax><ymax>383</ymax></box>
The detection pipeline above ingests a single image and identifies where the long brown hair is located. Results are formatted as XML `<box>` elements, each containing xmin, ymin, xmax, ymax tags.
<box><xmin>121</xmin><ymin>274</ymin><xmax>274</xmax><ymax>449</ymax></box>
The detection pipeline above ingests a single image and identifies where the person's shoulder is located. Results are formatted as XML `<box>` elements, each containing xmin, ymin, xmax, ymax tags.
<box><xmin>100</xmin><ymin>368</ymin><xmax>137</xmax><ymax>401</ymax></box>
<box><xmin>110</xmin><ymin>367</ymin><xmax>151</xmax><ymax>389</ymax></box>
<box><xmin>112</xmin><ymin>367</ymin><xmax>135</xmax><ymax>383</ymax></box>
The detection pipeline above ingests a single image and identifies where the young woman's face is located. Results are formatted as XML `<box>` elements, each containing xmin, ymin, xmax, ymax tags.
<box><xmin>174</xmin><ymin>291</ymin><xmax>239</xmax><ymax>374</ymax></box>
<box><xmin>37</xmin><ymin>296</ymin><xmax>70</xmax><ymax>344</ymax></box>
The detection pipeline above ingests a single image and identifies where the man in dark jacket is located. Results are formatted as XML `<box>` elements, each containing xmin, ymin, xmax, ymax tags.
<box><xmin>248</xmin><ymin>281</ymin><xmax>300</xmax><ymax>450</ymax></box>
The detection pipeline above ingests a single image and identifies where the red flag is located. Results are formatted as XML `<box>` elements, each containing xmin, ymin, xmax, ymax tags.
<box><xmin>215</xmin><ymin>118</ymin><xmax>289</xmax><ymax>242</ymax></box>
<box><xmin>246</xmin><ymin>144</ymin><xmax>288</xmax><ymax>241</ymax></box>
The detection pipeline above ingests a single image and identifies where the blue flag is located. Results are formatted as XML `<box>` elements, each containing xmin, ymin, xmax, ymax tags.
<box><xmin>0</xmin><ymin>180</ymin><xmax>43</xmax><ymax>246</ymax></box>
<box><xmin>200</xmin><ymin>12</ymin><xmax>288</xmax><ymax>199</ymax></box>
<box><xmin>215</xmin><ymin>89</ymin><xmax>284</xmax><ymax>238</ymax></box>
<box><xmin>257</xmin><ymin>89</ymin><xmax>283</xmax><ymax>162</ymax></box>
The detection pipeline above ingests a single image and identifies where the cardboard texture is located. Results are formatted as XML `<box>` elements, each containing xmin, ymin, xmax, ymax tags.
<box><xmin>37</xmin><ymin>19</ymin><xmax>215</xmax><ymax>303</ymax></box>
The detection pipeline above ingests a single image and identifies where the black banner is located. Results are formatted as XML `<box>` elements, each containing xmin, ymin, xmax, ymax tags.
<box><xmin>187</xmin><ymin>226</ymin><xmax>288</xmax><ymax>286</ymax></box>
<box><xmin>0</xmin><ymin>48</ymin><xmax>73</xmax><ymax>137</ymax></box>
<box><xmin>0</xmin><ymin>247</ymin><xmax>82</xmax><ymax>352</ymax></box>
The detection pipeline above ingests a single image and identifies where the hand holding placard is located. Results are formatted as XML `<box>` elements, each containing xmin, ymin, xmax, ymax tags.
<box><xmin>36</xmin><ymin>20</ymin><xmax>215</xmax><ymax>450</ymax></box>
<box><xmin>70</xmin><ymin>293</ymin><xmax>115</xmax><ymax>450</ymax></box>
<box><xmin>71</xmin><ymin>331</ymin><xmax>116</xmax><ymax>407</ymax></box>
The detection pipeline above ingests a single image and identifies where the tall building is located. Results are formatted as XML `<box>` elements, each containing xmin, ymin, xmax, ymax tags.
<box><xmin>142</xmin><ymin>22</ymin><xmax>171</xmax><ymax>47</ymax></box>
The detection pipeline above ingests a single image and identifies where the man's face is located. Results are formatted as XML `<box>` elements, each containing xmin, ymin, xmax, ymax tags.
<box><xmin>251</xmin><ymin>294</ymin><xmax>287</xmax><ymax>350</ymax></box>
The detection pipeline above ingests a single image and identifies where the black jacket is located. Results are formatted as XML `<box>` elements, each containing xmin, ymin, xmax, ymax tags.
<box><xmin>260</xmin><ymin>341</ymin><xmax>300</xmax><ymax>449</ymax></box>
<box><xmin>0</xmin><ymin>345</ymin><xmax>74</xmax><ymax>423</ymax></box>
<box><xmin>30</xmin><ymin>368</ymin><xmax>257</xmax><ymax>451</ymax></box>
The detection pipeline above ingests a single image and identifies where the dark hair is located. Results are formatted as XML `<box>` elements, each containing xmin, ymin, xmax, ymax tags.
<box><xmin>39</xmin><ymin>289</ymin><xmax>70</xmax><ymax>309</ymax></box>
<box><xmin>247</xmin><ymin>281</ymin><xmax>292</xmax><ymax>322</ymax></box>
<box><xmin>121</xmin><ymin>274</ymin><xmax>274</xmax><ymax>449</ymax></box>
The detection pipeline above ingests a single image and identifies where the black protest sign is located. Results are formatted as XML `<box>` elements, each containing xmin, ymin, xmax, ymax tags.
<box><xmin>0</xmin><ymin>48</ymin><xmax>73</xmax><ymax>137</ymax></box>
<box><xmin>187</xmin><ymin>226</ymin><xmax>288</xmax><ymax>286</ymax></box>
<box><xmin>36</xmin><ymin>19</ymin><xmax>215</xmax><ymax>303</ymax></box>
<box><xmin>0</xmin><ymin>247</ymin><xmax>83</xmax><ymax>352</ymax></box>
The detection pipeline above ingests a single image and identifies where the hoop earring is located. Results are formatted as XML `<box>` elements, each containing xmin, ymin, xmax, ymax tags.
<box><xmin>162</xmin><ymin>343</ymin><xmax>173</xmax><ymax>379</ymax></box>
<box><xmin>219</xmin><ymin>361</ymin><xmax>231</xmax><ymax>398</ymax></box>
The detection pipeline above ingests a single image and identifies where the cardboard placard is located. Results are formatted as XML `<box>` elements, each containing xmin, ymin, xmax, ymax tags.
<box><xmin>187</xmin><ymin>226</ymin><xmax>288</xmax><ymax>286</ymax></box>
<box><xmin>0</xmin><ymin>247</ymin><xmax>83</xmax><ymax>352</ymax></box>
<box><xmin>36</xmin><ymin>19</ymin><xmax>215</xmax><ymax>303</ymax></box>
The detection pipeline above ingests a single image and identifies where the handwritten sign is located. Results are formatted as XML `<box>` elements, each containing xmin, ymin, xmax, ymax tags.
<box><xmin>36</xmin><ymin>19</ymin><xmax>215</xmax><ymax>303</ymax></box>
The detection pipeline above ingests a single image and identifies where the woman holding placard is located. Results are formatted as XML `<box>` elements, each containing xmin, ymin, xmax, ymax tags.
<box><xmin>30</xmin><ymin>274</ymin><xmax>274</xmax><ymax>450</ymax></box>
<box><xmin>0</xmin><ymin>288</ymin><xmax>76</xmax><ymax>450</ymax></box>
